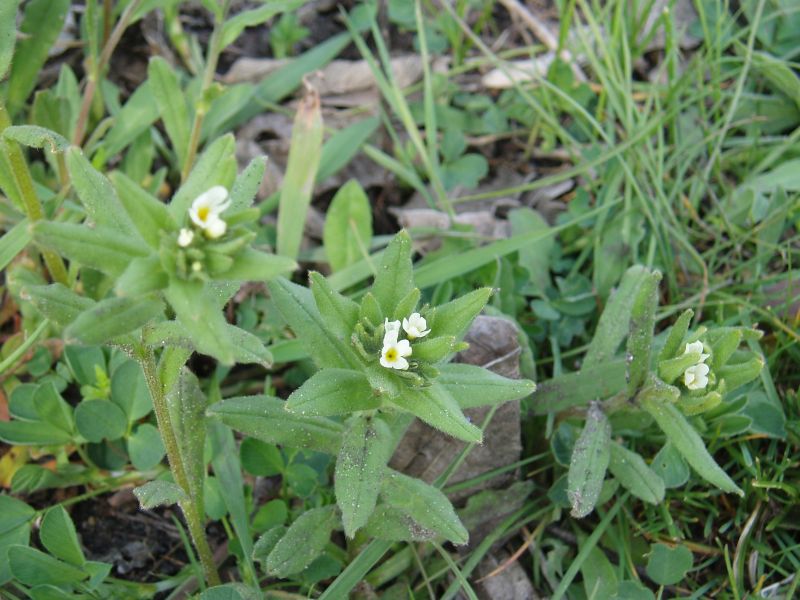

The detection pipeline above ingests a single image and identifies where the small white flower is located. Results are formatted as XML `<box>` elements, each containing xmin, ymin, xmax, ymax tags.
<box><xmin>177</xmin><ymin>228</ymin><xmax>194</xmax><ymax>247</ymax></box>
<box><xmin>384</xmin><ymin>318</ymin><xmax>401</xmax><ymax>336</ymax></box>
<box><xmin>189</xmin><ymin>186</ymin><xmax>230</xmax><ymax>237</ymax></box>
<box><xmin>684</xmin><ymin>363</ymin><xmax>710</xmax><ymax>390</ymax></box>
<box><xmin>683</xmin><ymin>340</ymin><xmax>710</xmax><ymax>364</ymax></box>
<box><xmin>402</xmin><ymin>313</ymin><xmax>430</xmax><ymax>339</ymax></box>
<box><xmin>380</xmin><ymin>330</ymin><xmax>412</xmax><ymax>370</ymax></box>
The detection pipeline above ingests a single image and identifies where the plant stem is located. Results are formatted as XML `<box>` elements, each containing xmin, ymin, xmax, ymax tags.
<box><xmin>0</xmin><ymin>102</ymin><xmax>69</xmax><ymax>285</ymax></box>
<box><xmin>180</xmin><ymin>0</ymin><xmax>231</xmax><ymax>182</ymax></box>
<box><xmin>72</xmin><ymin>0</ymin><xmax>142</xmax><ymax>146</ymax></box>
<box><xmin>137</xmin><ymin>344</ymin><xmax>221</xmax><ymax>587</ymax></box>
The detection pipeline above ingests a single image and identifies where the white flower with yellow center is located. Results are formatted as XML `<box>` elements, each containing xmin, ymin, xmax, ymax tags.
<box><xmin>385</xmin><ymin>318</ymin><xmax>401</xmax><ymax>336</ymax></box>
<box><xmin>684</xmin><ymin>363</ymin><xmax>710</xmax><ymax>390</ymax></box>
<box><xmin>177</xmin><ymin>228</ymin><xmax>194</xmax><ymax>247</ymax></box>
<box><xmin>683</xmin><ymin>340</ymin><xmax>709</xmax><ymax>364</ymax></box>
<box><xmin>189</xmin><ymin>186</ymin><xmax>230</xmax><ymax>239</ymax></box>
<box><xmin>402</xmin><ymin>313</ymin><xmax>430</xmax><ymax>339</ymax></box>
<box><xmin>380</xmin><ymin>330</ymin><xmax>412</xmax><ymax>370</ymax></box>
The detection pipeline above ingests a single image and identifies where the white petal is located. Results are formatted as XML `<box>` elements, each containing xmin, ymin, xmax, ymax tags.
<box><xmin>205</xmin><ymin>216</ymin><xmax>227</xmax><ymax>239</ymax></box>
<box><xmin>177</xmin><ymin>228</ymin><xmax>194</xmax><ymax>247</ymax></box>
<box><xmin>396</xmin><ymin>339</ymin><xmax>412</xmax><ymax>357</ymax></box>
<box><xmin>393</xmin><ymin>356</ymin><xmax>409</xmax><ymax>370</ymax></box>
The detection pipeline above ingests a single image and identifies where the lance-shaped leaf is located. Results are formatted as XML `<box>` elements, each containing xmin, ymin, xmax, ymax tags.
<box><xmin>285</xmin><ymin>369</ymin><xmax>380</xmax><ymax>416</ymax></box>
<box><xmin>717</xmin><ymin>355</ymin><xmax>765</xmax><ymax>394</ymax></box>
<box><xmin>166</xmin><ymin>370</ymin><xmax>208</xmax><ymax>509</ymax></box>
<box><xmin>66</xmin><ymin>147</ymin><xmax>141</xmax><ymax>238</ymax></box>
<box><xmin>608</xmin><ymin>441</ymin><xmax>665</xmax><ymax>504</ymax></box>
<box><xmin>266</xmin><ymin>505</ymin><xmax>338</xmax><ymax>577</ymax></box>
<box><xmin>116</xmin><ymin>255</ymin><xmax>169</xmax><ymax>296</ymax></box>
<box><xmin>657</xmin><ymin>309</ymin><xmax>694</xmax><ymax>362</ymax></box>
<box><xmin>709</xmin><ymin>329</ymin><xmax>743</xmax><ymax>371</ymax></box>
<box><xmin>582</xmin><ymin>265</ymin><xmax>650</xmax><ymax>369</ymax></box>
<box><xmin>3</xmin><ymin>125</ymin><xmax>69</xmax><ymax>152</ymax></box>
<box><xmin>425</xmin><ymin>287</ymin><xmax>492</xmax><ymax>340</ymax></box>
<box><xmin>229</xmin><ymin>156</ymin><xmax>266</xmax><ymax>211</ymax></box>
<box><xmin>567</xmin><ymin>402</ymin><xmax>611</xmax><ymax>518</ymax></box>
<box><xmin>0</xmin><ymin>0</ymin><xmax>19</xmax><ymax>80</ymax></box>
<box><xmin>8</xmin><ymin>546</ymin><xmax>87</xmax><ymax>587</ymax></box>
<box><xmin>133</xmin><ymin>480</ymin><xmax>188</xmax><ymax>509</ymax></box>
<box><xmin>268</xmin><ymin>277</ymin><xmax>361</xmax><ymax>369</ymax></box>
<box><xmin>216</xmin><ymin>248</ymin><xmax>296</xmax><ymax>282</ymax></box>
<box><xmin>363</xmin><ymin>504</ymin><xmax>438</xmax><ymax>542</ymax></box>
<box><xmin>32</xmin><ymin>221</ymin><xmax>149</xmax><ymax>276</ymax></box>
<box><xmin>65</xmin><ymin>296</ymin><xmax>164</xmax><ymax>344</ymax></box>
<box><xmin>411</xmin><ymin>335</ymin><xmax>462</xmax><ymax>363</ymax></box>
<box><xmin>626</xmin><ymin>269</ymin><xmax>662</xmax><ymax>395</ymax></box>
<box><xmin>20</xmin><ymin>283</ymin><xmax>94</xmax><ymax>327</ymax></box>
<box><xmin>169</xmin><ymin>134</ymin><xmax>237</xmax><ymax>220</ymax></box>
<box><xmin>532</xmin><ymin>359</ymin><xmax>627</xmax><ymax>414</ymax></box>
<box><xmin>103</xmin><ymin>81</ymin><xmax>160</xmax><ymax>156</ymax></box>
<box><xmin>371</xmin><ymin>230</ymin><xmax>414</xmax><ymax>317</ymax></box>
<box><xmin>0</xmin><ymin>419</ymin><xmax>73</xmax><ymax>445</ymax></box>
<box><xmin>336</xmin><ymin>416</ymin><xmax>393</xmax><ymax>537</ymax></box>
<box><xmin>309</xmin><ymin>271</ymin><xmax>359</xmax><ymax>338</ymax></box>
<box><xmin>111</xmin><ymin>171</ymin><xmax>176</xmax><ymax>249</ymax></box>
<box><xmin>148</xmin><ymin>57</ymin><xmax>191</xmax><ymax>167</ymax></box>
<box><xmin>323</xmin><ymin>179</ymin><xmax>373</xmax><ymax>272</ymax></box>
<box><xmin>208</xmin><ymin>395</ymin><xmax>343</xmax><ymax>454</ymax></box>
<box><xmin>639</xmin><ymin>377</ymin><xmax>743</xmax><ymax>495</ymax></box>
<box><xmin>389</xmin><ymin>382</ymin><xmax>482</xmax><ymax>443</ymax></box>
<box><xmin>164</xmin><ymin>279</ymin><xmax>236</xmax><ymax>365</ymax></box>
<box><xmin>658</xmin><ymin>351</ymin><xmax>703</xmax><ymax>384</ymax></box>
<box><xmin>276</xmin><ymin>86</ymin><xmax>323</xmax><ymax>259</ymax></box>
<box><xmin>378</xmin><ymin>470</ymin><xmax>468</xmax><ymax>545</ymax></box>
<box><xmin>437</xmin><ymin>363</ymin><xmax>536</xmax><ymax>409</ymax></box>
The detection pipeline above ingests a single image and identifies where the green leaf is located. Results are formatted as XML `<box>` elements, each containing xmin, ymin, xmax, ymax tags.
<box><xmin>166</xmin><ymin>370</ymin><xmax>207</xmax><ymax>506</ymax></box>
<box><xmin>64</xmin><ymin>346</ymin><xmax>104</xmax><ymax>386</ymax></box>
<box><xmin>626</xmin><ymin>269</ymin><xmax>661</xmax><ymax>395</ymax></box>
<box><xmin>103</xmin><ymin>82</ymin><xmax>161</xmax><ymax>156</ymax></box>
<box><xmin>0</xmin><ymin>0</ymin><xmax>19</xmax><ymax>79</ymax></box>
<box><xmin>425</xmin><ymin>287</ymin><xmax>492</xmax><ymax>340</ymax></box>
<box><xmin>0</xmin><ymin>419</ymin><xmax>73</xmax><ymax>445</ymax></box>
<box><xmin>266</xmin><ymin>506</ymin><xmax>338</xmax><ymax>577</ymax></box>
<box><xmin>309</xmin><ymin>271</ymin><xmax>360</xmax><ymax>339</ymax></box>
<box><xmin>389</xmin><ymin>382</ymin><xmax>482</xmax><ymax>443</ymax></box>
<box><xmin>133</xmin><ymin>480</ymin><xmax>188</xmax><ymax>509</ymax></box>
<box><xmin>148</xmin><ymin>57</ymin><xmax>191</xmax><ymax>167</ymax></box>
<box><xmin>371</xmin><ymin>231</ymin><xmax>414</xmax><ymax>317</ymax></box>
<box><xmin>336</xmin><ymin>416</ymin><xmax>393</xmax><ymax>538</ymax></box>
<box><xmin>441</xmin><ymin>153</ymin><xmax>488</xmax><ymax>190</ymax></box>
<box><xmin>240</xmin><ymin>438</ymin><xmax>283</xmax><ymax>476</ymax></box>
<box><xmin>127</xmin><ymin>424</ymin><xmax>166</xmax><ymax>470</ymax></box>
<box><xmin>751</xmin><ymin>50</ymin><xmax>800</xmax><ymax>110</ymax></box>
<box><xmin>437</xmin><ymin>363</ymin><xmax>536</xmax><ymax>409</ymax></box>
<box><xmin>116</xmin><ymin>255</ymin><xmax>169</xmax><ymax>296</ymax></box>
<box><xmin>645</xmin><ymin>543</ymin><xmax>693</xmax><ymax>586</ymax></box>
<box><xmin>209</xmin><ymin>395</ymin><xmax>343</xmax><ymax>454</ymax></box>
<box><xmin>607</xmin><ymin>442</ymin><xmax>664</xmax><ymax>504</ymax></box>
<box><xmin>0</xmin><ymin>495</ymin><xmax>35</xmax><ymax>536</ymax></box>
<box><xmin>111</xmin><ymin>360</ymin><xmax>152</xmax><ymax>421</ymax></box>
<box><xmin>32</xmin><ymin>221</ymin><xmax>149</xmax><ymax>276</ymax></box>
<box><xmin>581</xmin><ymin>545</ymin><xmax>618</xmax><ymax>600</ymax></box>
<box><xmin>651</xmin><ymin>442</ymin><xmax>690</xmax><ymax>488</ymax></box>
<box><xmin>317</xmin><ymin>116</ymin><xmax>380</xmax><ymax>183</ymax></box>
<box><xmin>276</xmin><ymin>89</ymin><xmax>323</xmax><ymax>259</ymax></box>
<box><xmin>111</xmin><ymin>171</ymin><xmax>176</xmax><ymax>249</ymax></box>
<box><xmin>6</xmin><ymin>0</ymin><xmax>70</xmax><ymax>116</ymax></box>
<box><xmin>0</xmin><ymin>220</ymin><xmax>31</xmax><ymax>273</ymax></box>
<box><xmin>169</xmin><ymin>134</ymin><xmax>237</xmax><ymax>221</ymax></box>
<box><xmin>33</xmin><ymin>382</ymin><xmax>73</xmax><ymax>433</ymax></box>
<box><xmin>220</xmin><ymin>0</ymin><xmax>305</xmax><ymax>49</ymax></box>
<box><xmin>268</xmin><ymin>277</ymin><xmax>361</xmax><ymax>369</ymax></box>
<box><xmin>19</xmin><ymin>283</ymin><xmax>94</xmax><ymax>327</ymax></box>
<box><xmin>164</xmin><ymin>279</ymin><xmax>236</xmax><ymax>365</ymax></box>
<box><xmin>3</xmin><ymin>125</ymin><xmax>69</xmax><ymax>152</ymax></box>
<box><xmin>583</xmin><ymin>265</ymin><xmax>650</xmax><ymax>369</ymax></box>
<box><xmin>657</xmin><ymin>309</ymin><xmax>694</xmax><ymax>363</ymax></box>
<box><xmin>40</xmin><ymin>506</ymin><xmax>85</xmax><ymax>566</ymax></box>
<box><xmin>229</xmin><ymin>156</ymin><xmax>266</xmax><ymax>211</ymax></box>
<box><xmin>639</xmin><ymin>379</ymin><xmax>743</xmax><ymax>495</ymax></box>
<box><xmin>253</xmin><ymin>526</ymin><xmax>287</xmax><ymax>570</ymax></box>
<box><xmin>217</xmin><ymin>248</ymin><xmax>297</xmax><ymax>282</ymax></box>
<box><xmin>410</xmin><ymin>335</ymin><xmax>460</xmax><ymax>363</ymax></box>
<box><xmin>286</xmin><ymin>369</ymin><xmax>380</xmax><ymax>416</ymax></box>
<box><xmin>65</xmin><ymin>147</ymin><xmax>141</xmax><ymax>237</ymax></box>
<box><xmin>323</xmin><ymin>180</ymin><xmax>373</xmax><ymax>272</ymax></box>
<box><xmin>379</xmin><ymin>470</ymin><xmax>468</xmax><ymax>544</ymax></box>
<box><xmin>532</xmin><ymin>359</ymin><xmax>627</xmax><ymax>414</ymax></box>
<box><xmin>65</xmin><ymin>296</ymin><xmax>164</xmax><ymax>344</ymax></box>
<box><xmin>717</xmin><ymin>355</ymin><xmax>765</xmax><ymax>393</ymax></box>
<box><xmin>509</xmin><ymin>207</ymin><xmax>553</xmax><ymax>293</ymax></box>
<box><xmin>612</xmin><ymin>581</ymin><xmax>655</xmax><ymax>600</ymax></box>
<box><xmin>75</xmin><ymin>400</ymin><xmax>127</xmax><ymax>443</ymax></box>
<box><xmin>8</xmin><ymin>546</ymin><xmax>87</xmax><ymax>586</ymax></box>
<box><xmin>567</xmin><ymin>402</ymin><xmax>611</xmax><ymax>518</ymax></box>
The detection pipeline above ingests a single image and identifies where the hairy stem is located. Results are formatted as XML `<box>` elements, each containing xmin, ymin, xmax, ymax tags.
<box><xmin>137</xmin><ymin>344</ymin><xmax>221</xmax><ymax>587</ymax></box>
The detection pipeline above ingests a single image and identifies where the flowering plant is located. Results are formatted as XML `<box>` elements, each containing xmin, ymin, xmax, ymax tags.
<box><xmin>208</xmin><ymin>231</ymin><xmax>536</xmax><ymax>572</ymax></box>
